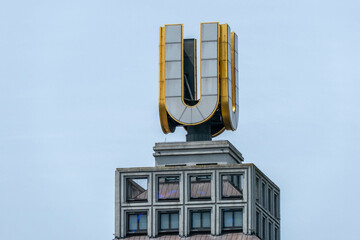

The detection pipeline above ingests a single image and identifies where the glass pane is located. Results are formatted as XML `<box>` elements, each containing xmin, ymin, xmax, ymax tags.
<box><xmin>234</xmin><ymin>210</ymin><xmax>243</xmax><ymax>227</ymax></box>
<box><xmin>158</xmin><ymin>176</ymin><xmax>180</xmax><ymax>200</ymax></box>
<box><xmin>202</xmin><ymin>212</ymin><xmax>211</xmax><ymax>228</ymax></box>
<box><xmin>139</xmin><ymin>213</ymin><xmax>147</xmax><ymax>230</ymax></box>
<box><xmin>269</xmin><ymin>222</ymin><xmax>272</xmax><ymax>240</ymax></box>
<box><xmin>170</xmin><ymin>213</ymin><xmax>179</xmax><ymax>229</ymax></box>
<box><xmin>222</xmin><ymin>174</ymin><xmax>243</xmax><ymax>198</ymax></box>
<box><xmin>160</xmin><ymin>213</ymin><xmax>169</xmax><ymax>230</ymax></box>
<box><xmin>192</xmin><ymin>212</ymin><xmax>201</xmax><ymax>228</ymax></box>
<box><xmin>128</xmin><ymin>215</ymin><xmax>137</xmax><ymax>231</ymax></box>
<box><xmin>224</xmin><ymin>211</ymin><xmax>233</xmax><ymax>227</ymax></box>
<box><xmin>127</xmin><ymin>178</ymin><xmax>148</xmax><ymax>201</ymax></box>
<box><xmin>190</xmin><ymin>175</ymin><xmax>211</xmax><ymax>199</ymax></box>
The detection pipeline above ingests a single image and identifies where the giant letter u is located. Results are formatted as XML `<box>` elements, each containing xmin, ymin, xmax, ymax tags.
<box><xmin>159</xmin><ymin>22</ymin><xmax>239</xmax><ymax>136</ymax></box>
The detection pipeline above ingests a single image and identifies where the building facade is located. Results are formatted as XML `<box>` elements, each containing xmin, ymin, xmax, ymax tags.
<box><xmin>114</xmin><ymin>141</ymin><xmax>280</xmax><ymax>239</ymax></box>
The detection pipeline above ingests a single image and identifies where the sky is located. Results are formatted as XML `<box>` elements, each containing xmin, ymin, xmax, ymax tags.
<box><xmin>0</xmin><ymin>0</ymin><xmax>359</xmax><ymax>239</ymax></box>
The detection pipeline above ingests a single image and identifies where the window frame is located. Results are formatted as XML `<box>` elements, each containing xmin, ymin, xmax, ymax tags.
<box><xmin>157</xmin><ymin>175</ymin><xmax>180</xmax><ymax>202</ymax></box>
<box><xmin>256</xmin><ymin>211</ymin><xmax>260</xmax><ymax>237</ymax></box>
<box><xmin>221</xmin><ymin>208</ymin><xmax>243</xmax><ymax>232</ymax></box>
<box><xmin>126</xmin><ymin>176</ymin><xmax>149</xmax><ymax>203</ymax></box>
<box><xmin>220</xmin><ymin>173</ymin><xmax>244</xmax><ymax>200</ymax></box>
<box><xmin>189</xmin><ymin>174</ymin><xmax>212</xmax><ymax>201</ymax></box>
<box><xmin>255</xmin><ymin>177</ymin><xmax>260</xmax><ymax>202</ymax></box>
<box><xmin>158</xmin><ymin>211</ymin><xmax>180</xmax><ymax>234</ymax></box>
<box><xmin>190</xmin><ymin>209</ymin><xmax>211</xmax><ymax>233</ymax></box>
<box><xmin>126</xmin><ymin>211</ymin><xmax>148</xmax><ymax>235</ymax></box>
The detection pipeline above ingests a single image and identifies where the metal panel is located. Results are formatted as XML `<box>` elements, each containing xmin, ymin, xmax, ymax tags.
<box><xmin>201</xmin><ymin>41</ymin><xmax>217</xmax><ymax>59</ymax></box>
<box><xmin>165</xmin><ymin>43</ymin><xmax>182</xmax><ymax>61</ymax></box>
<box><xmin>179</xmin><ymin>107</ymin><xmax>192</xmax><ymax>123</ymax></box>
<box><xmin>192</xmin><ymin>107</ymin><xmax>204</xmax><ymax>123</ymax></box>
<box><xmin>165</xmin><ymin>61</ymin><xmax>181</xmax><ymax>79</ymax></box>
<box><xmin>201</xmin><ymin>23</ymin><xmax>218</xmax><ymax>41</ymax></box>
<box><xmin>165</xmin><ymin>25</ymin><xmax>182</xmax><ymax>43</ymax></box>
<box><xmin>201</xmin><ymin>77</ymin><xmax>218</xmax><ymax>95</ymax></box>
<box><xmin>165</xmin><ymin>79</ymin><xmax>182</xmax><ymax>97</ymax></box>
<box><xmin>201</xmin><ymin>59</ymin><xmax>217</xmax><ymax>77</ymax></box>
<box><xmin>197</xmin><ymin>95</ymin><xmax>218</xmax><ymax>118</ymax></box>
<box><xmin>165</xmin><ymin>97</ymin><xmax>186</xmax><ymax>120</ymax></box>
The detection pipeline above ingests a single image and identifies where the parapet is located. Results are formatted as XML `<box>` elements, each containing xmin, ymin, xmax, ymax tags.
<box><xmin>153</xmin><ymin>140</ymin><xmax>244</xmax><ymax>166</ymax></box>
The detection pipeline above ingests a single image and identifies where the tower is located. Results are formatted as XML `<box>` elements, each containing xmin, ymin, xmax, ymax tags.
<box><xmin>114</xmin><ymin>22</ymin><xmax>280</xmax><ymax>240</ymax></box>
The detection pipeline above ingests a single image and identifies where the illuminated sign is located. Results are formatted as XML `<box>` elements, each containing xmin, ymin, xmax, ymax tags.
<box><xmin>159</xmin><ymin>22</ymin><xmax>239</xmax><ymax>139</ymax></box>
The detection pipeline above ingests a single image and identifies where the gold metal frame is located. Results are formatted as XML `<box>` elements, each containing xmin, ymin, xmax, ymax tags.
<box><xmin>158</xmin><ymin>26</ymin><xmax>171</xmax><ymax>134</ymax></box>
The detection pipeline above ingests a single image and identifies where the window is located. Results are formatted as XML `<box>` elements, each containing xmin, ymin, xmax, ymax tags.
<box><xmin>190</xmin><ymin>175</ymin><xmax>211</xmax><ymax>200</ymax></box>
<box><xmin>275</xmin><ymin>227</ymin><xmax>279</xmax><ymax>240</ymax></box>
<box><xmin>262</xmin><ymin>182</ymin><xmax>266</xmax><ymax>207</ymax></box>
<box><xmin>158</xmin><ymin>176</ymin><xmax>180</xmax><ymax>201</ymax></box>
<box><xmin>222</xmin><ymin>209</ymin><xmax>243</xmax><ymax>231</ymax></box>
<box><xmin>127</xmin><ymin>212</ymin><xmax>147</xmax><ymax>234</ymax></box>
<box><xmin>126</xmin><ymin>177</ymin><xmax>148</xmax><ymax>202</ymax></box>
<box><xmin>190</xmin><ymin>210</ymin><xmax>211</xmax><ymax>232</ymax></box>
<box><xmin>256</xmin><ymin>211</ymin><xmax>260</xmax><ymax>237</ymax></box>
<box><xmin>256</xmin><ymin>177</ymin><xmax>260</xmax><ymax>202</ymax></box>
<box><xmin>269</xmin><ymin>222</ymin><xmax>273</xmax><ymax>240</ymax></box>
<box><xmin>274</xmin><ymin>193</ymin><xmax>279</xmax><ymax>219</ymax></box>
<box><xmin>262</xmin><ymin>217</ymin><xmax>266</xmax><ymax>239</ymax></box>
<box><xmin>221</xmin><ymin>174</ymin><xmax>243</xmax><ymax>199</ymax></box>
<box><xmin>159</xmin><ymin>211</ymin><xmax>179</xmax><ymax>233</ymax></box>
<box><xmin>268</xmin><ymin>188</ymin><xmax>272</xmax><ymax>212</ymax></box>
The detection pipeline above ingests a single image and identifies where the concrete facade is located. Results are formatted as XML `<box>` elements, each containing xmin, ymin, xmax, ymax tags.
<box><xmin>153</xmin><ymin>141</ymin><xmax>244</xmax><ymax>166</ymax></box>
<box><xmin>115</xmin><ymin>142</ymin><xmax>280</xmax><ymax>240</ymax></box>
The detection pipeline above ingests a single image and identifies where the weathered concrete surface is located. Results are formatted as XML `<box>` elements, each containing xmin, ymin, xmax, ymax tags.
<box><xmin>153</xmin><ymin>140</ymin><xmax>244</xmax><ymax>166</ymax></box>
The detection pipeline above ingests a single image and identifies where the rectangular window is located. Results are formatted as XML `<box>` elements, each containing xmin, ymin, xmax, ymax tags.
<box><xmin>256</xmin><ymin>211</ymin><xmax>260</xmax><ymax>237</ymax></box>
<box><xmin>269</xmin><ymin>222</ymin><xmax>273</xmax><ymax>240</ymax></box>
<box><xmin>126</xmin><ymin>177</ymin><xmax>148</xmax><ymax>202</ymax></box>
<box><xmin>127</xmin><ymin>212</ymin><xmax>147</xmax><ymax>234</ymax></box>
<box><xmin>158</xmin><ymin>176</ymin><xmax>180</xmax><ymax>201</ymax></box>
<box><xmin>262</xmin><ymin>217</ymin><xmax>266</xmax><ymax>239</ymax></box>
<box><xmin>262</xmin><ymin>182</ymin><xmax>266</xmax><ymax>207</ymax></box>
<box><xmin>274</xmin><ymin>193</ymin><xmax>279</xmax><ymax>219</ymax></box>
<box><xmin>190</xmin><ymin>210</ymin><xmax>211</xmax><ymax>232</ymax></box>
<box><xmin>268</xmin><ymin>188</ymin><xmax>272</xmax><ymax>213</ymax></box>
<box><xmin>256</xmin><ymin>177</ymin><xmax>260</xmax><ymax>202</ymax></box>
<box><xmin>190</xmin><ymin>175</ymin><xmax>211</xmax><ymax>200</ymax></box>
<box><xmin>221</xmin><ymin>174</ymin><xmax>243</xmax><ymax>199</ymax></box>
<box><xmin>222</xmin><ymin>209</ymin><xmax>243</xmax><ymax>231</ymax></box>
<box><xmin>275</xmin><ymin>227</ymin><xmax>279</xmax><ymax>240</ymax></box>
<box><xmin>159</xmin><ymin>211</ymin><xmax>179</xmax><ymax>233</ymax></box>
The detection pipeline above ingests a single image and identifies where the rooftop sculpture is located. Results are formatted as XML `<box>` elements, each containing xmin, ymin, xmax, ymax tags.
<box><xmin>159</xmin><ymin>23</ymin><xmax>239</xmax><ymax>141</ymax></box>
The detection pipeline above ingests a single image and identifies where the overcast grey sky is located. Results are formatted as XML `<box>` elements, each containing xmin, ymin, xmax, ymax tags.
<box><xmin>1</xmin><ymin>0</ymin><xmax>359</xmax><ymax>239</ymax></box>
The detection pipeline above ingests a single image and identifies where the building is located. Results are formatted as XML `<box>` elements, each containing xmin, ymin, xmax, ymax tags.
<box><xmin>114</xmin><ymin>141</ymin><xmax>280</xmax><ymax>239</ymax></box>
<box><xmin>114</xmin><ymin>22</ymin><xmax>280</xmax><ymax>239</ymax></box>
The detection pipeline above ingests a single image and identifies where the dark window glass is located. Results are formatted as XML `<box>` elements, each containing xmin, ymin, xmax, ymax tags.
<box><xmin>262</xmin><ymin>182</ymin><xmax>266</xmax><ymax>206</ymax></box>
<box><xmin>159</xmin><ymin>212</ymin><xmax>179</xmax><ymax>232</ymax></box>
<box><xmin>190</xmin><ymin>175</ymin><xmax>211</xmax><ymax>200</ymax></box>
<box><xmin>268</xmin><ymin>188</ymin><xmax>272</xmax><ymax>212</ymax></box>
<box><xmin>158</xmin><ymin>176</ymin><xmax>180</xmax><ymax>201</ymax></box>
<box><xmin>190</xmin><ymin>210</ymin><xmax>211</xmax><ymax>232</ymax></box>
<box><xmin>256</xmin><ymin>177</ymin><xmax>260</xmax><ymax>202</ymax></box>
<box><xmin>274</xmin><ymin>193</ymin><xmax>279</xmax><ymax>218</ymax></box>
<box><xmin>127</xmin><ymin>212</ymin><xmax>147</xmax><ymax>234</ymax></box>
<box><xmin>221</xmin><ymin>174</ymin><xmax>243</xmax><ymax>199</ymax></box>
<box><xmin>262</xmin><ymin>217</ymin><xmax>266</xmax><ymax>239</ymax></box>
<box><xmin>269</xmin><ymin>222</ymin><xmax>272</xmax><ymax>240</ymax></box>
<box><xmin>222</xmin><ymin>209</ymin><xmax>243</xmax><ymax>231</ymax></box>
<box><xmin>256</xmin><ymin>212</ymin><xmax>260</xmax><ymax>237</ymax></box>
<box><xmin>275</xmin><ymin>227</ymin><xmax>279</xmax><ymax>240</ymax></box>
<box><xmin>126</xmin><ymin>177</ymin><xmax>148</xmax><ymax>202</ymax></box>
